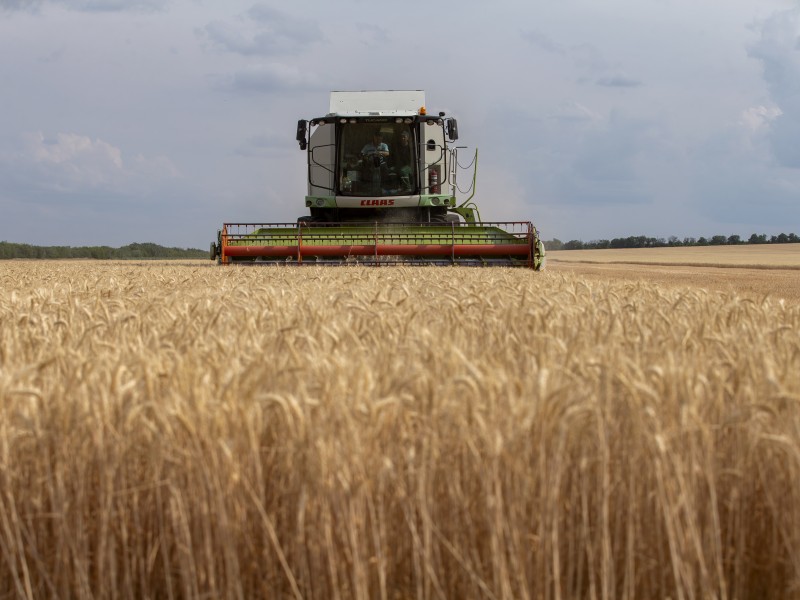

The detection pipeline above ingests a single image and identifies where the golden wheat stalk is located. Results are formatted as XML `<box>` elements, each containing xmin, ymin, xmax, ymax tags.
<box><xmin>0</xmin><ymin>262</ymin><xmax>798</xmax><ymax>598</ymax></box>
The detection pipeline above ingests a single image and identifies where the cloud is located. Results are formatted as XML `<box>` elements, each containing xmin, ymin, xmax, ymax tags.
<box><xmin>546</xmin><ymin>101</ymin><xmax>602</xmax><ymax>123</ymax></box>
<box><xmin>65</xmin><ymin>0</ymin><xmax>167</xmax><ymax>10</ymax></box>
<box><xmin>354</xmin><ymin>21</ymin><xmax>390</xmax><ymax>48</ymax></box>
<box><xmin>0</xmin><ymin>0</ymin><xmax>34</xmax><ymax>10</ymax></box>
<box><xmin>0</xmin><ymin>131</ymin><xmax>195</xmax><ymax>246</ymax></box>
<box><xmin>595</xmin><ymin>75</ymin><xmax>642</xmax><ymax>88</ymax></box>
<box><xmin>483</xmin><ymin>101</ymin><xmax>667</xmax><ymax>217</ymax></box>
<box><xmin>22</xmin><ymin>131</ymin><xmax>123</xmax><ymax>190</ymax></box>
<box><xmin>520</xmin><ymin>29</ymin><xmax>565</xmax><ymax>55</ymax></box>
<box><xmin>748</xmin><ymin>8</ymin><xmax>800</xmax><ymax>168</ymax></box>
<box><xmin>216</xmin><ymin>63</ymin><xmax>323</xmax><ymax>93</ymax></box>
<box><xmin>0</xmin><ymin>0</ymin><xmax>168</xmax><ymax>12</ymax></box>
<box><xmin>200</xmin><ymin>5</ymin><xmax>323</xmax><ymax>56</ymax></box>
<box><xmin>556</xmin><ymin>116</ymin><xmax>660</xmax><ymax>205</ymax></box>
<box><xmin>684</xmin><ymin>99</ymin><xmax>800</xmax><ymax>231</ymax></box>
<box><xmin>3</xmin><ymin>131</ymin><xmax>178</xmax><ymax>196</ymax></box>
<box><xmin>520</xmin><ymin>29</ymin><xmax>640</xmax><ymax>89</ymax></box>
<box><xmin>0</xmin><ymin>0</ymin><xmax>41</xmax><ymax>10</ymax></box>
<box><xmin>739</xmin><ymin>104</ymin><xmax>782</xmax><ymax>133</ymax></box>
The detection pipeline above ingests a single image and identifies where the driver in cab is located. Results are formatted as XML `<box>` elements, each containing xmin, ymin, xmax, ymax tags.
<box><xmin>361</xmin><ymin>130</ymin><xmax>389</xmax><ymax>161</ymax></box>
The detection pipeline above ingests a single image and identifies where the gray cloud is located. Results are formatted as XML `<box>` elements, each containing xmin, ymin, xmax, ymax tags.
<box><xmin>1</xmin><ymin>0</ymin><xmax>168</xmax><ymax>11</ymax></box>
<box><xmin>67</xmin><ymin>0</ymin><xmax>168</xmax><ymax>11</ymax></box>
<box><xmin>0</xmin><ymin>130</ymin><xmax>191</xmax><ymax>246</ymax></box>
<box><xmin>520</xmin><ymin>29</ymin><xmax>565</xmax><ymax>54</ymax></box>
<box><xmin>690</xmin><ymin>132</ymin><xmax>800</xmax><ymax>228</ymax></box>
<box><xmin>677</xmin><ymin>91</ymin><xmax>800</xmax><ymax>234</ymax></box>
<box><xmin>484</xmin><ymin>103</ymin><xmax>666</xmax><ymax>214</ymax></box>
<box><xmin>1</xmin><ymin>131</ymin><xmax>179</xmax><ymax>199</ymax></box>
<box><xmin>547</xmin><ymin>101</ymin><xmax>601</xmax><ymax>123</ymax></box>
<box><xmin>596</xmin><ymin>75</ymin><xmax>642</xmax><ymax>88</ymax></box>
<box><xmin>200</xmin><ymin>5</ymin><xmax>323</xmax><ymax>56</ymax></box>
<box><xmin>748</xmin><ymin>8</ymin><xmax>800</xmax><ymax>168</ymax></box>
<box><xmin>521</xmin><ymin>29</ymin><xmax>640</xmax><ymax>90</ymax></box>
<box><xmin>354</xmin><ymin>21</ymin><xmax>390</xmax><ymax>48</ymax></box>
<box><xmin>558</xmin><ymin>114</ymin><xmax>665</xmax><ymax>206</ymax></box>
<box><xmin>214</xmin><ymin>63</ymin><xmax>324</xmax><ymax>93</ymax></box>
<box><xmin>0</xmin><ymin>0</ymin><xmax>39</xmax><ymax>10</ymax></box>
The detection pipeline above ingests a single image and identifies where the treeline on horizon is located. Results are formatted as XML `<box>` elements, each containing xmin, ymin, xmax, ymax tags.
<box><xmin>0</xmin><ymin>241</ymin><xmax>207</xmax><ymax>260</ymax></box>
<box><xmin>545</xmin><ymin>232</ymin><xmax>800</xmax><ymax>251</ymax></box>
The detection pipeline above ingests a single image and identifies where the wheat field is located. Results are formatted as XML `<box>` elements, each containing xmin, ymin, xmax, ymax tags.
<box><xmin>1</xmin><ymin>260</ymin><xmax>799</xmax><ymax>599</ymax></box>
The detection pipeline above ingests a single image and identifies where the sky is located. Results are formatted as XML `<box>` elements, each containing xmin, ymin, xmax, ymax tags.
<box><xmin>0</xmin><ymin>0</ymin><xmax>799</xmax><ymax>248</ymax></box>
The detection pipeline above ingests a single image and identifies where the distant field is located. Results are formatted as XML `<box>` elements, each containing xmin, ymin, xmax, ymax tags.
<box><xmin>1</xmin><ymin>261</ymin><xmax>799</xmax><ymax>598</ymax></box>
<box><xmin>550</xmin><ymin>244</ymin><xmax>800</xmax><ymax>302</ymax></box>
<box><xmin>549</xmin><ymin>242</ymin><xmax>800</xmax><ymax>267</ymax></box>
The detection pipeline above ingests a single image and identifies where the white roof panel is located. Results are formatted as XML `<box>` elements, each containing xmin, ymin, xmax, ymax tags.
<box><xmin>328</xmin><ymin>90</ymin><xmax>426</xmax><ymax>116</ymax></box>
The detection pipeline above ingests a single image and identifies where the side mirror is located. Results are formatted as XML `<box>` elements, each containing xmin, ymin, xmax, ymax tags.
<box><xmin>296</xmin><ymin>120</ymin><xmax>308</xmax><ymax>150</ymax></box>
<box><xmin>446</xmin><ymin>118</ymin><xmax>459</xmax><ymax>141</ymax></box>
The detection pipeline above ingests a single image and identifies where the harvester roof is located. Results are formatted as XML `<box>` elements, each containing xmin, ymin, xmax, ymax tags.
<box><xmin>327</xmin><ymin>90</ymin><xmax>425</xmax><ymax>117</ymax></box>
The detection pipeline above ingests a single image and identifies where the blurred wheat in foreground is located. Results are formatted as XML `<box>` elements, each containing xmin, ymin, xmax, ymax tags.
<box><xmin>1</xmin><ymin>262</ymin><xmax>799</xmax><ymax>599</ymax></box>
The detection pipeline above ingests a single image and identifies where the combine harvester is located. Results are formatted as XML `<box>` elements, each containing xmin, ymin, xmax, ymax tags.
<box><xmin>210</xmin><ymin>90</ymin><xmax>545</xmax><ymax>269</ymax></box>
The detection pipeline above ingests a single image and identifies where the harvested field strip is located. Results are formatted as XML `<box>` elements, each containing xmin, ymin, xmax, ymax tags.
<box><xmin>549</xmin><ymin>243</ymin><xmax>800</xmax><ymax>267</ymax></box>
<box><xmin>550</xmin><ymin>259</ymin><xmax>800</xmax><ymax>270</ymax></box>
<box><xmin>1</xmin><ymin>262</ymin><xmax>799</xmax><ymax>598</ymax></box>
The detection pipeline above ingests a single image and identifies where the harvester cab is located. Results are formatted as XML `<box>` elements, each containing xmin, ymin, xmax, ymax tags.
<box><xmin>297</xmin><ymin>90</ymin><xmax>464</xmax><ymax>224</ymax></box>
<box><xmin>211</xmin><ymin>90</ymin><xmax>545</xmax><ymax>269</ymax></box>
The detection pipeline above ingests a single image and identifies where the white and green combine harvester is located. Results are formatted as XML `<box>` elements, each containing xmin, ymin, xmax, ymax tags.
<box><xmin>211</xmin><ymin>90</ymin><xmax>545</xmax><ymax>269</ymax></box>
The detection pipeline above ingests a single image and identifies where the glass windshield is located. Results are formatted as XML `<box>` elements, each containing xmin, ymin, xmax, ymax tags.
<box><xmin>338</xmin><ymin>122</ymin><xmax>417</xmax><ymax>196</ymax></box>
